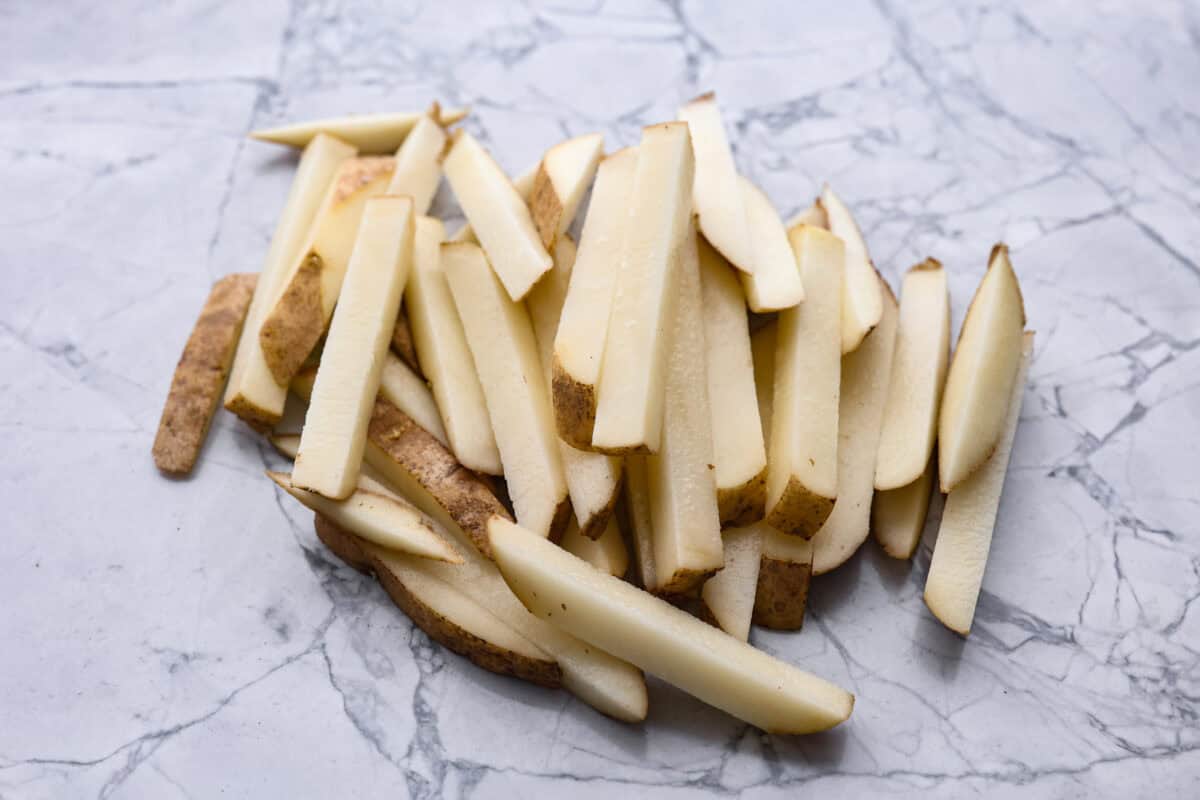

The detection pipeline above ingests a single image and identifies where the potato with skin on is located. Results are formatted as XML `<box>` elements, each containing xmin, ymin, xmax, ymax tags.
<box><xmin>443</xmin><ymin>131</ymin><xmax>552</xmax><ymax>301</ymax></box>
<box><xmin>529</xmin><ymin>133</ymin><xmax>604</xmax><ymax>248</ymax></box>
<box><xmin>700</xmin><ymin>526</ymin><xmax>763</xmax><ymax>641</ymax></box>
<box><xmin>405</xmin><ymin>217</ymin><xmax>501</xmax><ymax>475</ymax></box>
<box><xmin>552</xmin><ymin>148</ymin><xmax>638</xmax><ymax>449</ymax></box>
<box><xmin>250</xmin><ymin>105</ymin><xmax>468</xmax><ymax>152</ymax></box>
<box><xmin>738</xmin><ymin>177</ymin><xmax>806</xmax><ymax>312</ymax></box>
<box><xmin>378</xmin><ymin>352</ymin><xmax>447</xmax><ymax>446</ymax></box>
<box><xmin>875</xmin><ymin>259</ymin><xmax>951</xmax><ymax>490</ymax></box>
<box><xmin>153</xmin><ymin>273</ymin><xmax>257</xmax><ymax>474</ymax></box>
<box><xmin>765</xmin><ymin>225</ymin><xmax>843</xmax><ymax>538</ymax></box>
<box><xmin>561</xmin><ymin>517</ymin><xmax>629</xmax><ymax>578</ymax></box>
<box><xmin>819</xmin><ymin>185</ymin><xmax>883</xmax><ymax>354</ymax></box>
<box><xmin>292</xmin><ymin>196</ymin><xmax>415</xmax><ymax>499</ymax></box>
<box><xmin>442</xmin><ymin>242</ymin><xmax>570</xmax><ymax>541</ymax></box>
<box><xmin>938</xmin><ymin>244</ymin><xmax>1026</xmax><ymax>492</ymax></box>
<box><xmin>592</xmin><ymin>123</ymin><xmax>695</xmax><ymax>455</ymax></box>
<box><xmin>873</xmin><ymin>459</ymin><xmax>936</xmax><ymax>560</ymax></box>
<box><xmin>225</xmin><ymin>134</ymin><xmax>355</xmax><ymax>428</ymax></box>
<box><xmin>259</xmin><ymin>156</ymin><xmax>396</xmax><ymax>386</ymax></box>
<box><xmin>488</xmin><ymin>517</ymin><xmax>855</xmax><ymax>734</ymax></box>
<box><xmin>697</xmin><ymin>237</ymin><xmax>767</xmax><ymax>527</ymax></box>
<box><xmin>385</xmin><ymin>112</ymin><xmax>447</xmax><ymax>215</ymax></box>
<box><xmin>925</xmin><ymin>333</ymin><xmax>1034</xmax><ymax>635</ymax></box>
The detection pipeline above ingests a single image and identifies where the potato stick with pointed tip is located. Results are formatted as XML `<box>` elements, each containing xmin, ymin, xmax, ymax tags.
<box><xmin>378</xmin><ymin>352</ymin><xmax>447</xmax><ymax>446</ymax></box>
<box><xmin>530</xmin><ymin>133</ymin><xmax>604</xmax><ymax>248</ymax></box>
<box><xmin>386</xmin><ymin>113</ymin><xmax>446</xmax><ymax>215</ymax></box>
<box><xmin>700</xmin><ymin>526</ymin><xmax>763</xmax><ymax>641</ymax></box>
<box><xmin>819</xmin><ymin>185</ymin><xmax>883</xmax><ymax>354</ymax></box>
<box><xmin>873</xmin><ymin>459</ymin><xmax>936</xmax><ymax>560</ymax></box>
<box><xmin>561</xmin><ymin>517</ymin><xmax>628</xmax><ymax>578</ymax></box>
<box><xmin>787</xmin><ymin>202</ymin><xmax>828</xmax><ymax>232</ymax></box>
<box><xmin>251</xmin><ymin>106</ymin><xmax>468</xmax><ymax>152</ymax></box>
<box><xmin>738</xmin><ymin>177</ymin><xmax>806</xmax><ymax>312</ymax></box>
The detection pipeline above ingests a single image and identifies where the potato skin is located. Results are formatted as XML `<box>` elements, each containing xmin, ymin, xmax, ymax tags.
<box><xmin>259</xmin><ymin>252</ymin><xmax>324</xmax><ymax>386</ymax></box>
<box><xmin>718</xmin><ymin>466</ymin><xmax>767</xmax><ymax>529</ymax></box>
<box><xmin>752</xmin><ymin>556</ymin><xmax>812</xmax><ymax>630</ymax></box>
<box><xmin>552</xmin><ymin>358</ymin><xmax>598</xmax><ymax>451</ymax></box>
<box><xmin>765</xmin><ymin>476</ymin><xmax>836</xmax><ymax>539</ymax></box>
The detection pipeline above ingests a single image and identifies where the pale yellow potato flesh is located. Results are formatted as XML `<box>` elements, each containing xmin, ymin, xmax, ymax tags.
<box><xmin>765</xmin><ymin>226</ymin><xmax>843</xmax><ymax>537</ymax></box>
<box><xmin>925</xmin><ymin>334</ymin><xmax>1033</xmax><ymax>635</ymax></box>
<box><xmin>529</xmin><ymin>133</ymin><xmax>604</xmax><ymax>247</ymax></box>
<box><xmin>451</xmin><ymin>167</ymin><xmax>536</xmax><ymax>245</ymax></box>
<box><xmin>225</xmin><ymin>134</ymin><xmax>355</xmax><ymax>427</ymax></box>
<box><xmin>811</xmin><ymin>276</ymin><xmax>899</xmax><ymax>575</ymax></box>
<box><xmin>875</xmin><ymin>259</ymin><xmax>951</xmax><ymax>490</ymax></box>
<box><xmin>552</xmin><ymin>148</ymin><xmax>638</xmax><ymax>449</ymax></box>
<box><xmin>443</xmin><ymin>132</ymin><xmax>552</xmax><ymax>301</ymax></box>
<box><xmin>872</xmin><ymin>458</ymin><xmax>936</xmax><ymax>560</ymax></box>
<box><xmin>293</xmin><ymin>197</ymin><xmax>415</xmax><ymax>499</ymax></box>
<box><xmin>488</xmin><ymin>517</ymin><xmax>854</xmax><ymax>734</ymax></box>
<box><xmin>700</xmin><ymin>526</ymin><xmax>763</xmax><ymax>641</ymax></box>
<box><xmin>386</xmin><ymin>113</ymin><xmax>446</xmax><ymax>215</ymax></box>
<box><xmin>787</xmin><ymin>201</ymin><xmax>828</xmax><ymax>231</ymax></box>
<box><xmin>442</xmin><ymin>242</ymin><xmax>569</xmax><ymax>540</ymax></box>
<box><xmin>592</xmin><ymin>123</ymin><xmax>695</xmax><ymax>454</ymax></box>
<box><xmin>623</xmin><ymin>455</ymin><xmax>657</xmax><ymax>591</ymax></box>
<box><xmin>738</xmin><ymin>177</ymin><xmax>806</xmax><ymax>312</ymax></box>
<box><xmin>561</xmin><ymin>517</ymin><xmax>629</xmax><ymax>578</ymax></box>
<box><xmin>697</xmin><ymin>237</ymin><xmax>767</xmax><ymax>527</ymax></box>
<box><xmin>819</xmin><ymin>185</ymin><xmax>883</xmax><ymax>354</ymax></box>
<box><xmin>938</xmin><ymin>245</ymin><xmax>1027</xmax><ymax>492</ymax></box>
<box><xmin>377</xmin><ymin>352</ymin><xmax>447</xmax><ymax>446</ymax></box>
<box><xmin>250</xmin><ymin>106</ymin><xmax>468</xmax><ymax>152</ymax></box>
<box><xmin>678</xmin><ymin>93</ymin><xmax>754</xmax><ymax>272</ymax></box>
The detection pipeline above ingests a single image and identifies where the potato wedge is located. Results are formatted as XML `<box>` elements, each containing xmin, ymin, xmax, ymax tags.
<box><xmin>386</xmin><ymin>112</ymin><xmax>446</xmax><ymax>215</ymax></box>
<box><xmin>405</xmin><ymin>217</ymin><xmax>501</xmax><ymax>475</ymax></box>
<box><xmin>293</xmin><ymin>197</ymin><xmax>415</xmax><ymax>499</ymax></box>
<box><xmin>251</xmin><ymin>106</ymin><xmax>467</xmax><ymax>152</ymax></box>
<box><xmin>552</xmin><ymin>147</ymin><xmax>638</xmax><ymax>449</ymax></box>
<box><xmin>442</xmin><ymin>242</ymin><xmax>570</xmax><ymax>540</ymax></box>
<box><xmin>819</xmin><ymin>185</ymin><xmax>883</xmax><ymax>354</ymax></box>
<box><xmin>154</xmin><ymin>273</ymin><xmax>256</xmax><ymax>474</ymax></box>
<box><xmin>389</xmin><ymin>307</ymin><xmax>421</xmax><ymax>376</ymax></box>
<box><xmin>938</xmin><ymin>244</ymin><xmax>1026</xmax><ymax>492</ymax></box>
<box><xmin>925</xmin><ymin>334</ymin><xmax>1033</xmax><ymax>635</ymax></box>
<box><xmin>875</xmin><ymin>258</ymin><xmax>951</xmax><ymax>490</ymax></box>
<box><xmin>764</xmin><ymin>225</ymin><xmax>843</xmax><ymax>537</ymax></box>
<box><xmin>378</xmin><ymin>352</ymin><xmax>447</xmax><ymax>446</ymax></box>
<box><xmin>225</xmin><ymin>134</ymin><xmax>355</xmax><ymax>427</ymax></box>
<box><xmin>754</xmin><ymin>527</ymin><xmax>814</xmax><ymax>631</ymax></box>
<box><xmin>488</xmin><ymin>517</ymin><xmax>854</xmax><ymax>733</ymax></box>
<box><xmin>561</xmin><ymin>517</ymin><xmax>628</xmax><ymax>578</ymax></box>
<box><xmin>443</xmin><ymin>132</ymin><xmax>552</xmax><ymax>301</ymax></box>
<box><xmin>737</xmin><ymin>177</ymin><xmax>806</xmax><ymax>312</ymax></box>
<box><xmin>592</xmin><ymin>123</ymin><xmax>695</xmax><ymax>454</ymax></box>
<box><xmin>529</xmin><ymin>133</ymin><xmax>604</xmax><ymax>247</ymax></box>
<box><xmin>811</xmin><ymin>276</ymin><xmax>899</xmax><ymax>575</ymax></box>
<box><xmin>700</xmin><ymin>526</ymin><xmax>763</xmax><ymax>641</ymax></box>
<box><xmin>787</xmin><ymin>202</ymin><xmax>827</xmax><ymax>231</ymax></box>
<box><xmin>259</xmin><ymin>156</ymin><xmax>396</xmax><ymax>385</ymax></box>
<box><xmin>872</xmin><ymin>458</ymin><xmax>936</xmax><ymax>560</ymax></box>
<box><xmin>697</xmin><ymin>238</ymin><xmax>767</xmax><ymax>527</ymax></box>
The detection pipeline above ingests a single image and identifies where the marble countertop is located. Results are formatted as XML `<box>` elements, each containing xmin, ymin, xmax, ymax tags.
<box><xmin>3</xmin><ymin>1</ymin><xmax>1198</xmax><ymax>797</ymax></box>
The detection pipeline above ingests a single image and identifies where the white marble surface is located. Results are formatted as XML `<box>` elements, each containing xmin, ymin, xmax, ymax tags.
<box><xmin>2</xmin><ymin>1</ymin><xmax>1198</xmax><ymax>797</ymax></box>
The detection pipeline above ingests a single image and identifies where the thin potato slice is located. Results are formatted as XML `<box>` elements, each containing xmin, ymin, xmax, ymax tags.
<box><xmin>700</xmin><ymin>526</ymin><xmax>763</xmax><ymax>641</ymax></box>
<box><xmin>819</xmin><ymin>185</ymin><xmax>883</xmax><ymax>354</ymax></box>
<box><xmin>386</xmin><ymin>112</ymin><xmax>447</xmax><ymax>215</ymax></box>
<box><xmin>378</xmin><ymin>352</ymin><xmax>447</xmax><ymax>446</ymax></box>
<box><xmin>561</xmin><ymin>517</ymin><xmax>629</xmax><ymax>578</ymax></box>
<box><xmin>873</xmin><ymin>458</ymin><xmax>936</xmax><ymax>560</ymax></box>
<box><xmin>529</xmin><ymin>133</ymin><xmax>604</xmax><ymax>247</ymax></box>
<box><xmin>251</xmin><ymin>106</ymin><xmax>467</xmax><ymax>152</ymax></box>
<box><xmin>738</xmin><ymin>177</ymin><xmax>806</xmax><ymax>312</ymax></box>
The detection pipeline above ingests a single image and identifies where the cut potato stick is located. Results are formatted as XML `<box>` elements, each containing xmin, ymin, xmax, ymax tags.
<box><xmin>623</xmin><ymin>455</ymin><xmax>657</xmax><ymax>591</ymax></box>
<box><xmin>811</xmin><ymin>276</ymin><xmax>899</xmax><ymax>575</ymax></box>
<box><xmin>293</xmin><ymin>196</ymin><xmax>415</xmax><ymax>499</ymax></box>
<box><xmin>764</xmin><ymin>225</ymin><xmax>843</xmax><ymax>537</ymax></box>
<box><xmin>378</xmin><ymin>352</ymin><xmax>447</xmax><ymax>446</ymax></box>
<box><xmin>787</xmin><ymin>201</ymin><xmax>828</xmax><ymax>231</ymax></box>
<box><xmin>700</xmin><ymin>526</ymin><xmax>763</xmax><ymax>641</ymax></box>
<box><xmin>819</xmin><ymin>185</ymin><xmax>883</xmax><ymax>354</ymax></box>
<box><xmin>488</xmin><ymin>517</ymin><xmax>854</xmax><ymax>734</ymax></box>
<box><xmin>153</xmin><ymin>273</ymin><xmax>257</xmax><ymax>473</ymax></box>
<box><xmin>738</xmin><ymin>177</ymin><xmax>806</xmax><ymax>312</ymax></box>
<box><xmin>678</xmin><ymin>93</ymin><xmax>753</xmax><ymax>273</ymax></box>
<box><xmin>592</xmin><ymin>123</ymin><xmax>695</xmax><ymax>454</ymax></box>
<box><xmin>750</xmin><ymin>322</ymin><xmax>776</xmax><ymax>434</ymax></box>
<box><xmin>872</xmin><ymin>459</ymin><xmax>936</xmax><ymax>560</ymax></box>
<box><xmin>389</xmin><ymin>307</ymin><xmax>421</xmax><ymax>376</ymax></box>
<box><xmin>645</xmin><ymin>223</ymin><xmax>724</xmax><ymax>594</ymax></box>
<box><xmin>386</xmin><ymin>112</ymin><xmax>447</xmax><ymax>215</ymax></box>
<box><xmin>698</xmin><ymin>236</ymin><xmax>767</xmax><ymax>527</ymax></box>
<box><xmin>268</xmin><ymin>431</ymin><xmax>302</xmax><ymax>460</ymax></box>
<box><xmin>925</xmin><ymin>333</ymin><xmax>1034</xmax><ymax>634</ymax></box>
<box><xmin>443</xmin><ymin>132</ymin><xmax>552</xmax><ymax>301</ymax></box>
<box><xmin>259</xmin><ymin>156</ymin><xmax>396</xmax><ymax>385</ymax></box>
<box><xmin>442</xmin><ymin>242</ymin><xmax>570</xmax><ymax>540</ymax></box>
<box><xmin>405</xmin><ymin>217</ymin><xmax>501</xmax><ymax>475</ymax></box>
<box><xmin>561</xmin><ymin>517</ymin><xmax>629</xmax><ymax>578</ymax></box>
<box><xmin>225</xmin><ymin>134</ymin><xmax>355</xmax><ymax>427</ymax></box>
<box><xmin>875</xmin><ymin>259</ymin><xmax>951</xmax><ymax>490</ymax></box>
<box><xmin>552</xmin><ymin>148</ymin><xmax>638</xmax><ymax>449</ymax></box>
<box><xmin>754</xmin><ymin>526</ymin><xmax>814</xmax><ymax>630</ymax></box>
<box><xmin>451</xmin><ymin>167</ymin><xmax>536</xmax><ymax>245</ymax></box>
<box><xmin>251</xmin><ymin>106</ymin><xmax>468</xmax><ymax>152</ymax></box>
<box><xmin>269</xmin><ymin>471</ymin><xmax>461</xmax><ymax>563</ymax></box>
<box><xmin>529</xmin><ymin>132</ymin><xmax>604</xmax><ymax>247</ymax></box>
<box><xmin>938</xmin><ymin>244</ymin><xmax>1026</xmax><ymax>492</ymax></box>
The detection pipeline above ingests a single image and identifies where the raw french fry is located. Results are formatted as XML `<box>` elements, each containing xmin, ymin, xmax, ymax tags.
<box><xmin>488</xmin><ymin>517</ymin><xmax>854</xmax><ymax>734</ymax></box>
<box><xmin>592</xmin><ymin>122</ymin><xmax>695</xmax><ymax>454</ymax></box>
<box><xmin>925</xmin><ymin>333</ymin><xmax>1034</xmax><ymax>634</ymax></box>
<box><xmin>442</xmin><ymin>242</ymin><xmax>570</xmax><ymax>540</ymax></box>
<box><xmin>738</xmin><ymin>177</ymin><xmax>806</xmax><ymax>312</ymax></box>
<box><xmin>259</xmin><ymin>156</ymin><xmax>396</xmax><ymax>385</ymax></box>
<box><xmin>269</xmin><ymin>471</ymin><xmax>461</xmax><ymax>563</ymax></box>
<box><xmin>697</xmin><ymin>237</ymin><xmax>766</xmax><ymax>527</ymax></box>
<box><xmin>389</xmin><ymin>307</ymin><xmax>421</xmax><ymax>376</ymax></box>
<box><xmin>561</xmin><ymin>517</ymin><xmax>629</xmax><ymax>578</ymax></box>
<box><xmin>225</xmin><ymin>134</ymin><xmax>355</xmax><ymax>427</ymax></box>
<box><xmin>787</xmin><ymin>201</ymin><xmax>828</xmax><ymax>232</ymax></box>
<box><xmin>526</xmin><ymin>235</ymin><xmax>623</xmax><ymax>540</ymax></box>
<box><xmin>819</xmin><ymin>185</ymin><xmax>883</xmax><ymax>354</ymax></box>
<box><xmin>645</xmin><ymin>223</ymin><xmax>724</xmax><ymax>594</ymax></box>
<box><xmin>872</xmin><ymin>459</ymin><xmax>936</xmax><ymax>560</ymax></box>
<box><xmin>552</xmin><ymin>148</ymin><xmax>638</xmax><ymax>449</ymax></box>
<box><xmin>451</xmin><ymin>167</ymin><xmax>536</xmax><ymax>245</ymax></box>
<box><xmin>811</xmin><ymin>276</ymin><xmax>899</xmax><ymax>575</ymax></box>
<box><xmin>764</xmin><ymin>225</ymin><xmax>843</xmax><ymax>537</ymax></box>
<box><xmin>443</xmin><ymin>132</ymin><xmax>552</xmax><ymax>301</ymax></box>
<box><xmin>378</xmin><ymin>352</ymin><xmax>447</xmax><ymax>446</ymax></box>
<box><xmin>251</xmin><ymin>106</ymin><xmax>468</xmax><ymax>152</ymax></box>
<box><xmin>153</xmin><ymin>273</ymin><xmax>256</xmax><ymax>474</ymax></box>
<box><xmin>678</xmin><ymin>93</ymin><xmax>754</xmax><ymax>272</ymax></box>
<box><xmin>875</xmin><ymin>259</ymin><xmax>951</xmax><ymax>490</ymax></box>
<box><xmin>386</xmin><ymin>112</ymin><xmax>447</xmax><ymax>215</ymax></box>
<box><xmin>700</xmin><ymin>526</ymin><xmax>763</xmax><ymax>641</ymax></box>
<box><xmin>623</xmin><ymin>455</ymin><xmax>657</xmax><ymax>591</ymax></box>
<box><xmin>405</xmin><ymin>217</ymin><xmax>501</xmax><ymax>475</ymax></box>
<box><xmin>529</xmin><ymin>133</ymin><xmax>604</xmax><ymax>247</ymax></box>
<box><xmin>292</xmin><ymin>196</ymin><xmax>415</xmax><ymax>499</ymax></box>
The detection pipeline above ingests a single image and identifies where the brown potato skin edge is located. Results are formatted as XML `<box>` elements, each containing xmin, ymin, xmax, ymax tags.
<box><xmin>718</xmin><ymin>466</ymin><xmax>767</xmax><ymax>529</ymax></box>
<box><xmin>552</xmin><ymin>358</ymin><xmax>598</xmax><ymax>450</ymax></box>
<box><xmin>529</xmin><ymin>163</ymin><xmax>564</xmax><ymax>249</ymax></box>
<box><xmin>752</xmin><ymin>556</ymin><xmax>812</xmax><ymax>630</ymax></box>
<box><xmin>577</xmin><ymin>472</ymin><xmax>623</xmax><ymax>541</ymax></box>
<box><xmin>259</xmin><ymin>252</ymin><xmax>325</xmax><ymax>386</ymax></box>
<box><xmin>764</xmin><ymin>476</ymin><xmax>836</xmax><ymax>539</ymax></box>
